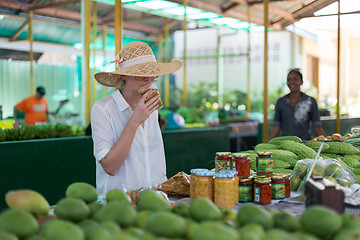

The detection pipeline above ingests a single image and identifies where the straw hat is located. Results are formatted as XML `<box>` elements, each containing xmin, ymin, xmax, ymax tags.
<box><xmin>52</xmin><ymin>89</ymin><xmax>70</xmax><ymax>101</ymax></box>
<box><xmin>94</xmin><ymin>41</ymin><xmax>182</xmax><ymax>87</ymax></box>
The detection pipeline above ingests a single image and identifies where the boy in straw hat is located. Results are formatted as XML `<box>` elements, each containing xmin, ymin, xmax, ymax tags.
<box><xmin>91</xmin><ymin>41</ymin><xmax>182</xmax><ymax>195</ymax></box>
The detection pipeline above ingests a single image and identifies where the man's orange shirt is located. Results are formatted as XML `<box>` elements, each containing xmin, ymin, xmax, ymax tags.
<box><xmin>16</xmin><ymin>96</ymin><xmax>48</xmax><ymax>125</ymax></box>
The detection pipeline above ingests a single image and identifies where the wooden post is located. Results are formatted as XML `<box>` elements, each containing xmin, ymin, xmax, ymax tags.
<box><xmin>262</xmin><ymin>0</ymin><xmax>269</xmax><ymax>143</ymax></box>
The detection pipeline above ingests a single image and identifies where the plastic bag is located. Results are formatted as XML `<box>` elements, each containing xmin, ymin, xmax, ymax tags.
<box><xmin>290</xmin><ymin>157</ymin><xmax>359</xmax><ymax>193</ymax></box>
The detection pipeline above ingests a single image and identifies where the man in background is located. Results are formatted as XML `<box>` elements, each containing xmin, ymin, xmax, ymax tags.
<box><xmin>14</xmin><ymin>86</ymin><xmax>48</xmax><ymax>125</ymax></box>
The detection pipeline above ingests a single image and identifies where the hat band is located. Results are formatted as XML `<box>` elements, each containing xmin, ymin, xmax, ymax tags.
<box><xmin>117</xmin><ymin>55</ymin><xmax>156</xmax><ymax>70</ymax></box>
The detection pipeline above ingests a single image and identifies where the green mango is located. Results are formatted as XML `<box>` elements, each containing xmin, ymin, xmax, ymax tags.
<box><xmin>267</xmin><ymin>229</ymin><xmax>293</xmax><ymax>240</ymax></box>
<box><xmin>86</xmin><ymin>226</ymin><xmax>111</xmax><ymax>240</ymax></box>
<box><xmin>88</xmin><ymin>201</ymin><xmax>104</xmax><ymax>217</ymax></box>
<box><xmin>106</xmin><ymin>189</ymin><xmax>132</xmax><ymax>205</ymax></box>
<box><xmin>189</xmin><ymin>198</ymin><xmax>221</xmax><ymax>222</ymax></box>
<box><xmin>93</xmin><ymin>201</ymin><xmax>137</xmax><ymax>227</ymax></box>
<box><xmin>136</xmin><ymin>190</ymin><xmax>171</xmax><ymax>212</ymax></box>
<box><xmin>65</xmin><ymin>182</ymin><xmax>98</xmax><ymax>203</ymax></box>
<box><xmin>145</xmin><ymin>211</ymin><xmax>187</xmax><ymax>238</ymax></box>
<box><xmin>237</xmin><ymin>204</ymin><xmax>274</xmax><ymax>230</ymax></box>
<box><xmin>172</xmin><ymin>202</ymin><xmax>190</xmax><ymax>218</ymax></box>
<box><xmin>0</xmin><ymin>230</ymin><xmax>18</xmax><ymax>240</ymax></box>
<box><xmin>98</xmin><ymin>221</ymin><xmax>121</xmax><ymax>235</ymax></box>
<box><xmin>238</xmin><ymin>223</ymin><xmax>265</xmax><ymax>240</ymax></box>
<box><xmin>39</xmin><ymin>219</ymin><xmax>84</xmax><ymax>240</ymax></box>
<box><xmin>0</xmin><ymin>208</ymin><xmax>38</xmax><ymax>238</ymax></box>
<box><xmin>135</xmin><ymin>210</ymin><xmax>153</xmax><ymax>229</ymax></box>
<box><xmin>300</xmin><ymin>206</ymin><xmax>342</xmax><ymax>239</ymax></box>
<box><xmin>190</xmin><ymin>221</ymin><xmax>239</xmax><ymax>240</ymax></box>
<box><xmin>54</xmin><ymin>197</ymin><xmax>90</xmax><ymax>222</ymax></box>
<box><xmin>274</xmin><ymin>210</ymin><xmax>300</xmax><ymax>232</ymax></box>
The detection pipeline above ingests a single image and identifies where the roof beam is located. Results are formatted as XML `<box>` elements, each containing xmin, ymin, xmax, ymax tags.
<box><xmin>252</xmin><ymin>3</ymin><xmax>295</xmax><ymax>22</ymax></box>
<box><xmin>229</xmin><ymin>0</ymin><xmax>294</xmax><ymax>22</ymax></box>
<box><xmin>27</xmin><ymin>0</ymin><xmax>80</xmax><ymax>11</ymax></box>
<box><xmin>272</xmin><ymin>0</ymin><xmax>338</xmax><ymax>29</ymax></box>
<box><xmin>0</xmin><ymin>0</ymin><xmax>161</xmax><ymax>35</ymax></box>
<box><xmin>166</xmin><ymin>0</ymin><xmax>272</xmax><ymax>28</ymax></box>
<box><xmin>9</xmin><ymin>20</ymin><xmax>29</xmax><ymax>42</ymax></box>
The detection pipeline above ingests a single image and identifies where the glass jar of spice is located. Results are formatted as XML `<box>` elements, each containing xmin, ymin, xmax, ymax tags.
<box><xmin>253</xmin><ymin>177</ymin><xmax>272</xmax><ymax>205</ymax></box>
<box><xmin>271</xmin><ymin>174</ymin><xmax>285</xmax><ymax>199</ymax></box>
<box><xmin>256</xmin><ymin>152</ymin><xmax>274</xmax><ymax>176</ymax></box>
<box><xmin>214</xmin><ymin>172</ymin><xmax>235</xmax><ymax>208</ymax></box>
<box><xmin>238</xmin><ymin>177</ymin><xmax>253</xmax><ymax>202</ymax></box>
<box><xmin>215</xmin><ymin>152</ymin><xmax>232</xmax><ymax>172</ymax></box>
<box><xmin>283</xmin><ymin>173</ymin><xmax>291</xmax><ymax>198</ymax></box>
<box><xmin>194</xmin><ymin>170</ymin><xmax>215</xmax><ymax>201</ymax></box>
<box><xmin>190</xmin><ymin>168</ymin><xmax>207</xmax><ymax>200</ymax></box>
<box><xmin>233</xmin><ymin>153</ymin><xmax>251</xmax><ymax>177</ymax></box>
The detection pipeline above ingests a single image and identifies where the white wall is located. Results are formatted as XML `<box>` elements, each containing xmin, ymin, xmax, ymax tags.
<box><xmin>174</xmin><ymin>28</ymin><xmax>294</xmax><ymax>98</ymax></box>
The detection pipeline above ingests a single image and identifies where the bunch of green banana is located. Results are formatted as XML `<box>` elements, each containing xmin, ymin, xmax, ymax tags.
<box><xmin>0</xmin><ymin>128</ymin><xmax>6</xmax><ymax>142</ymax></box>
<box><xmin>5</xmin><ymin>128</ymin><xmax>17</xmax><ymax>141</ymax></box>
<box><xmin>55</xmin><ymin>123</ymin><xmax>74</xmax><ymax>137</ymax></box>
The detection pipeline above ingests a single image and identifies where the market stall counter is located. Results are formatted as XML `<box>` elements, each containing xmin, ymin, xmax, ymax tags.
<box><xmin>0</xmin><ymin>125</ymin><xmax>230</xmax><ymax>210</ymax></box>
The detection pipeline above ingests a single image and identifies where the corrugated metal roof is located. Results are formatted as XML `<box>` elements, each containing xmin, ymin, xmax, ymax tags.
<box><xmin>0</xmin><ymin>0</ymin><xmax>337</xmax><ymax>51</ymax></box>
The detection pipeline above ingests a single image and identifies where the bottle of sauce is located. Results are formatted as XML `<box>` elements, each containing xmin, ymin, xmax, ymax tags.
<box><xmin>215</xmin><ymin>152</ymin><xmax>232</xmax><ymax>172</ymax></box>
<box><xmin>283</xmin><ymin>173</ymin><xmax>291</xmax><ymax>198</ymax></box>
<box><xmin>253</xmin><ymin>177</ymin><xmax>272</xmax><ymax>205</ymax></box>
<box><xmin>271</xmin><ymin>174</ymin><xmax>285</xmax><ymax>199</ymax></box>
<box><xmin>233</xmin><ymin>153</ymin><xmax>250</xmax><ymax>177</ymax></box>
<box><xmin>238</xmin><ymin>177</ymin><xmax>253</xmax><ymax>202</ymax></box>
<box><xmin>256</xmin><ymin>152</ymin><xmax>274</xmax><ymax>176</ymax></box>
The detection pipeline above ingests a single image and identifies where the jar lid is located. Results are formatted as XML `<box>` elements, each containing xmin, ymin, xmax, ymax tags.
<box><xmin>197</xmin><ymin>171</ymin><xmax>215</xmax><ymax>177</ymax></box>
<box><xmin>282</xmin><ymin>173</ymin><xmax>291</xmax><ymax>178</ymax></box>
<box><xmin>190</xmin><ymin>168</ymin><xmax>208</xmax><ymax>174</ymax></box>
<box><xmin>271</xmin><ymin>174</ymin><xmax>285</xmax><ymax>180</ymax></box>
<box><xmin>221</xmin><ymin>170</ymin><xmax>238</xmax><ymax>175</ymax></box>
<box><xmin>215</xmin><ymin>172</ymin><xmax>234</xmax><ymax>178</ymax></box>
<box><xmin>239</xmin><ymin>177</ymin><xmax>251</xmax><ymax>183</ymax></box>
<box><xmin>233</xmin><ymin>153</ymin><xmax>249</xmax><ymax>158</ymax></box>
<box><xmin>257</xmin><ymin>151</ymin><xmax>272</xmax><ymax>156</ymax></box>
<box><xmin>255</xmin><ymin>178</ymin><xmax>271</xmax><ymax>184</ymax></box>
<box><xmin>216</xmin><ymin>152</ymin><xmax>232</xmax><ymax>156</ymax></box>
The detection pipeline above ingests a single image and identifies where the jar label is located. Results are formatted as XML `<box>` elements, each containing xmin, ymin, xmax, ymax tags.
<box><xmin>254</xmin><ymin>187</ymin><xmax>260</xmax><ymax>203</ymax></box>
<box><xmin>215</xmin><ymin>160</ymin><xmax>231</xmax><ymax>172</ymax></box>
<box><xmin>239</xmin><ymin>186</ymin><xmax>253</xmax><ymax>202</ymax></box>
<box><xmin>271</xmin><ymin>183</ymin><xmax>285</xmax><ymax>199</ymax></box>
<box><xmin>257</xmin><ymin>158</ymin><xmax>274</xmax><ymax>173</ymax></box>
<box><xmin>232</xmin><ymin>161</ymin><xmax>236</xmax><ymax>170</ymax></box>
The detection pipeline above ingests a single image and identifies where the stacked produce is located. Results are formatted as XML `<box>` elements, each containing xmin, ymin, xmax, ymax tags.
<box><xmin>1</xmin><ymin>183</ymin><xmax>360</xmax><ymax>240</ymax></box>
<box><xmin>0</xmin><ymin>123</ymin><xmax>85</xmax><ymax>142</ymax></box>
<box><xmin>244</xmin><ymin>135</ymin><xmax>360</xmax><ymax>184</ymax></box>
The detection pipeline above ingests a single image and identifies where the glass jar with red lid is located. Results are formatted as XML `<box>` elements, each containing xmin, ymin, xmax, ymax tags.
<box><xmin>256</xmin><ymin>152</ymin><xmax>274</xmax><ymax>176</ymax></box>
<box><xmin>233</xmin><ymin>153</ymin><xmax>250</xmax><ymax>177</ymax></box>
<box><xmin>253</xmin><ymin>177</ymin><xmax>272</xmax><ymax>205</ymax></box>
<box><xmin>215</xmin><ymin>152</ymin><xmax>232</xmax><ymax>172</ymax></box>
<box><xmin>271</xmin><ymin>174</ymin><xmax>285</xmax><ymax>199</ymax></box>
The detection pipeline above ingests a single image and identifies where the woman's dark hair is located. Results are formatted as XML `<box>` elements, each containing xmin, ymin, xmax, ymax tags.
<box><xmin>287</xmin><ymin>68</ymin><xmax>303</xmax><ymax>82</ymax></box>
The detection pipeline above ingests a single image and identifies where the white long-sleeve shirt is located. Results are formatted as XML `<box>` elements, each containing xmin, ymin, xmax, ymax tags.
<box><xmin>91</xmin><ymin>90</ymin><xmax>167</xmax><ymax>196</ymax></box>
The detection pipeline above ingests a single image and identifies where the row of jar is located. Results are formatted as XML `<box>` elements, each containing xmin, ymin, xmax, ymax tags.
<box><xmin>215</xmin><ymin>151</ymin><xmax>274</xmax><ymax>177</ymax></box>
<box><xmin>190</xmin><ymin>168</ymin><xmax>290</xmax><ymax>208</ymax></box>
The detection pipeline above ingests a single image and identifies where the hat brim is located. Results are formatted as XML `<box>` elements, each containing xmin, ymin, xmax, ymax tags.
<box><xmin>94</xmin><ymin>60</ymin><xmax>182</xmax><ymax>87</ymax></box>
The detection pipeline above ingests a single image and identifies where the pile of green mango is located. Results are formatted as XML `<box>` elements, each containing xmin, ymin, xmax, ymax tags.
<box><xmin>0</xmin><ymin>182</ymin><xmax>359</xmax><ymax>240</ymax></box>
<box><xmin>0</xmin><ymin>123</ymin><xmax>85</xmax><ymax>142</ymax></box>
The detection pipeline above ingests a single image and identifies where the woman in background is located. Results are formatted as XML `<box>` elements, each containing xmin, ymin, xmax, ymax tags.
<box><xmin>270</xmin><ymin>68</ymin><xmax>325</xmax><ymax>141</ymax></box>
